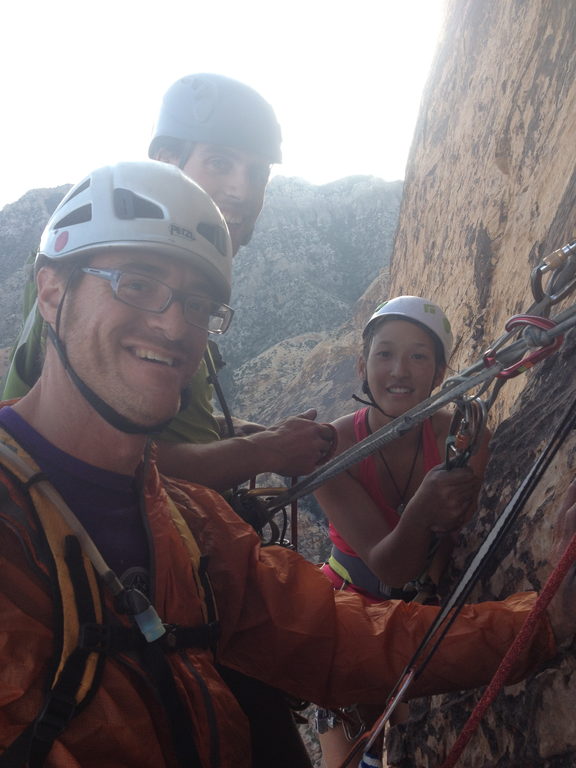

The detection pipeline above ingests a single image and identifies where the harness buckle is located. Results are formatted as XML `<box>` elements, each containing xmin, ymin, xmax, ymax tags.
<box><xmin>78</xmin><ymin>622</ymin><xmax>114</xmax><ymax>653</ymax></box>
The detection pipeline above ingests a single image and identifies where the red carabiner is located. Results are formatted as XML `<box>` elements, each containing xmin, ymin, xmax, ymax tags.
<box><xmin>496</xmin><ymin>315</ymin><xmax>563</xmax><ymax>378</ymax></box>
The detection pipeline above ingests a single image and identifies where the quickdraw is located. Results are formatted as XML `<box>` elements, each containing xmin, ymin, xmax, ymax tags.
<box><xmin>531</xmin><ymin>240</ymin><xmax>576</xmax><ymax>308</ymax></box>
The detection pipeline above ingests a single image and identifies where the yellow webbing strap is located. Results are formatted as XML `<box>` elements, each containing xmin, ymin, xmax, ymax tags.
<box><xmin>0</xmin><ymin>429</ymin><xmax>102</xmax><ymax>702</ymax></box>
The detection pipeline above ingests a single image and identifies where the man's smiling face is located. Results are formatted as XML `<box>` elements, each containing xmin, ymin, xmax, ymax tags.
<box><xmin>56</xmin><ymin>250</ymin><xmax>211</xmax><ymax>428</ymax></box>
<box><xmin>180</xmin><ymin>143</ymin><xmax>271</xmax><ymax>255</ymax></box>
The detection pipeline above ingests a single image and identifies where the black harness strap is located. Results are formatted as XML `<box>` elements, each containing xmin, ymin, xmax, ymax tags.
<box><xmin>137</xmin><ymin>641</ymin><xmax>204</xmax><ymax>768</ymax></box>
<box><xmin>29</xmin><ymin>536</ymin><xmax>103</xmax><ymax>767</ymax></box>
<box><xmin>204</xmin><ymin>343</ymin><xmax>235</xmax><ymax>439</ymax></box>
<box><xmin>78</xmin><ymin>620</ymin><xmax>220</xmax><ymax>655</ymax></box>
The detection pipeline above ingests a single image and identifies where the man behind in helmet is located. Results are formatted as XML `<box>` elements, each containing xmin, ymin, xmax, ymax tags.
<box><xmin>2</xmin><ymin>160</ymin><xmax>576</xmax><ymax>768</ymax></box>
<box><xmin>2</xmin><ymin>73</ymin><xmax>336</xmax><ymax>491</ymax></box>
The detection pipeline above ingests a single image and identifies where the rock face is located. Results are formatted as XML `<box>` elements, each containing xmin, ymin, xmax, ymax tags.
<box><xmin>377</xmin><ymin>1</ymin><xmax>576</xmax><ymax>766</ymax></box>
<box><xmin>248</xmin><ymin>1</ymin><xmax>576</xmax><ymax>765</ymax></box>
<box><xmin>390</xmin><ymin>0</ymin><xmax>576</xmax><ymax>426</ymax></box>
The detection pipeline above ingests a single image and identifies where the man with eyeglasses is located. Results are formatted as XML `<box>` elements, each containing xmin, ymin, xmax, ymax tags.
<box><xmin>0</xmin><ymin>74</ymin><xmax>335</xmax><ymax>768</ymax></box>
<box><xmin>2</xmin><ymin>160</ymin><xmax>576</xmax><ymax>768</ymax></box>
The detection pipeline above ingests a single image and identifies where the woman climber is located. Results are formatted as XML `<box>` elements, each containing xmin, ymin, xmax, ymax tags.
<box><xmin>314</xmin><ymin>296</ymin><xmax>491</xmax><ymax>768</ymax></box>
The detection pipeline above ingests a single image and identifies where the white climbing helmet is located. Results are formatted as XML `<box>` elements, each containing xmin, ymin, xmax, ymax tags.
<box><xmin>149</xmin><ymin>73</ymin><xmax>282</xmax><ymax>163</ymax></box>
<box><xmin>38</xmin><ymin>160</ymin><xmax>233</xmax><ymax>303</ymax></box>
<box><xmin>363</xmin><ymin>295</ymin><xmax>454</xmax><ymax>363</ymax></box>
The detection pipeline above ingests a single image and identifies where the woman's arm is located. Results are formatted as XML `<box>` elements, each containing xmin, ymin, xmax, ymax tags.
<box><xmin>315</xmin><ymin>413</ymin><xmax>482</xmax><ymax>587</ymax></box>
<box><xmin>315</xmin><ymin>467</ymin><xmax>437</xmax><ymax>587</ymax></box>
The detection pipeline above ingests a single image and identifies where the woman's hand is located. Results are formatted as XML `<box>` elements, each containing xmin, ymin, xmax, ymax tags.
<box><xmin>403</xmin><ymin>464</ymin><xmax>481</xmax><ymax>534</ymax></box>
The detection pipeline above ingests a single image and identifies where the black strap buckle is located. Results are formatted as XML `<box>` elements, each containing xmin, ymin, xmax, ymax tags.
<box><xmin>161</xmin><ymin>621</ymin><xmax>221</xmax><ymax>651</ymax></box>
<box><xmin>78</xmin><ymin>622</ymin><xmax>114</xmax><ymax>653</ymax></box>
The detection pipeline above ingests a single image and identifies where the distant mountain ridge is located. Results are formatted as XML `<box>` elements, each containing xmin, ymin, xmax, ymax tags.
<box><xmin>0</xmin><ymin>185</ymin><xmax>71</xmax><ymax>349</ymax></box>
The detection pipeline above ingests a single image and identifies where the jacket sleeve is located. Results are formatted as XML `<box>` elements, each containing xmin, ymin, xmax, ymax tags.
<box><xmin>170</xmin><ymin>481</ymin><xmax>556</xmax><ymax>709</ymax></box>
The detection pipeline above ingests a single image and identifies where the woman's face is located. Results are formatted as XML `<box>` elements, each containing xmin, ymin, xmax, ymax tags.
<box><xmin>360</xmin><ymin>319</ymin><xmax>445</xmax><ymax>417</ymax></box>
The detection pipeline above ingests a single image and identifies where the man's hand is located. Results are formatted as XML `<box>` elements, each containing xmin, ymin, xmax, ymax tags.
<box><xmin>215</xmin><ymin>415</ymin><xmax>267</xmax><ymax>437</ymax></box>
<box><xmin>157</xmin><ymin>409</ymin><xmax>337</xmax><ymax>491</ymax></box>
<box><xmin>546</xmin><ymin>478</ymin><xmax>576</xmax><ymax>647</ymax></box>
<box><xmin>404</xmin><ymin>465</ymin><xmax>481</xmax><ymax>534</ymax></box>
<box><xmin>248</xmin><ymin>408</ymin><xmax>337</xmax><ymax>477</ymax></box>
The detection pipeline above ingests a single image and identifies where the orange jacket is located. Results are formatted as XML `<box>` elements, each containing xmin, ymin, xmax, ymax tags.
<box><xmin>0</xmin><ymin>455</ymin><xmax>556</xmax><ymax>767</ymax></box>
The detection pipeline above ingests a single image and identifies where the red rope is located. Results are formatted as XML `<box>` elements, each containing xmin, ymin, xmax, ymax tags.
<box><xmin>439</xmin><ymin>531</ymin><xmax>576</xmax><ymax>768</ymax></box>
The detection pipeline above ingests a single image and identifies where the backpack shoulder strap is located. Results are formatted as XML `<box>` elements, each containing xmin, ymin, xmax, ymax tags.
<box><xmin>0</xmin><ymin>431</ymin><xmax>105</xmax><ymax>768</ymax></box>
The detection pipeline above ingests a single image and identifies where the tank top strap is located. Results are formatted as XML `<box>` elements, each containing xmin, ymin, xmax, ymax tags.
<box><xmin>353</xmin><ymin>407</ymin><xmax>369</xmax><ymax>441</ymax></box>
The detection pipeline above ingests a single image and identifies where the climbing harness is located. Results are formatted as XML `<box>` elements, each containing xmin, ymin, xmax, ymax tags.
<box><xmin>0</xmin><ymin>433</ymin><xmax>219</xmax><ymax>768</ymax></box>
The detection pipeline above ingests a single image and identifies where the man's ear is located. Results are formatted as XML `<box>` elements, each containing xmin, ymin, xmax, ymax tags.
<box><xmin>37</xmin><ymin>266</ymin><xmax>66</xmax><ymax>325</ymax></box>
<box><xmin>357</xmin><ymin>354</ymin><xmax>366</xmax><ymax>381</ymax></box>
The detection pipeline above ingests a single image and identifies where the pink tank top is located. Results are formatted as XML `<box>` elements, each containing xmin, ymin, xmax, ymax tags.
<box><xmin>328</xmin><ymin>408</ymin><xmax>442</xmax><ymax>556</ymax></box>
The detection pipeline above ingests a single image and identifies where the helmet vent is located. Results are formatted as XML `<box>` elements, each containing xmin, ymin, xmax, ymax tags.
<box><xmin>63</xmin><ymin>178</ymin><xmax>91</xmax><ymax>204</ymax></box>
<box><xmin>114</xmin><ymin>188</ymin><xmax>164</xmax><ymax>220</ymax></box>
<box><xmin>197</xmin><ymin>221</ymin><xmax>228</xmax><ymax>257</ymax></box>
<box><xmin>54</xmin><ymin>204</ymin><xmax>92</xmax><ymax>229</ymax></box>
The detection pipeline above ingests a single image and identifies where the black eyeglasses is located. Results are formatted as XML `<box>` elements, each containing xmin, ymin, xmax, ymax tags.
<box><xmin>81</xmin><ymin>268</ymin><xmax>234</xmax><ymax>334</ymax></box>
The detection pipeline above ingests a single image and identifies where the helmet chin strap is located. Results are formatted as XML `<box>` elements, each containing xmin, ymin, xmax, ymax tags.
<box><xmin>47</xmin><ymin>273</ymin><xmax>179</xmax><ymax>436</ymax></box>
<box><xmin>352</xmin><ymin>380</ymin><xmax>396</xmax><ymax>419</ymax></box>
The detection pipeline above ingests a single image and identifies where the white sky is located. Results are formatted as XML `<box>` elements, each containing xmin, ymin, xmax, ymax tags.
<box><xmin>1</xmin><ymin>0</ymin><xmax>446</xmax><ymax>210</ymax></box>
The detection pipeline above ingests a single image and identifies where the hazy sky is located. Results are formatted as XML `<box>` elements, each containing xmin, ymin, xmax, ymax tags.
<box><xmin>1</xmin><ymin>0</ymin><xmax>446</xmax><ymax>209</ymax></box>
